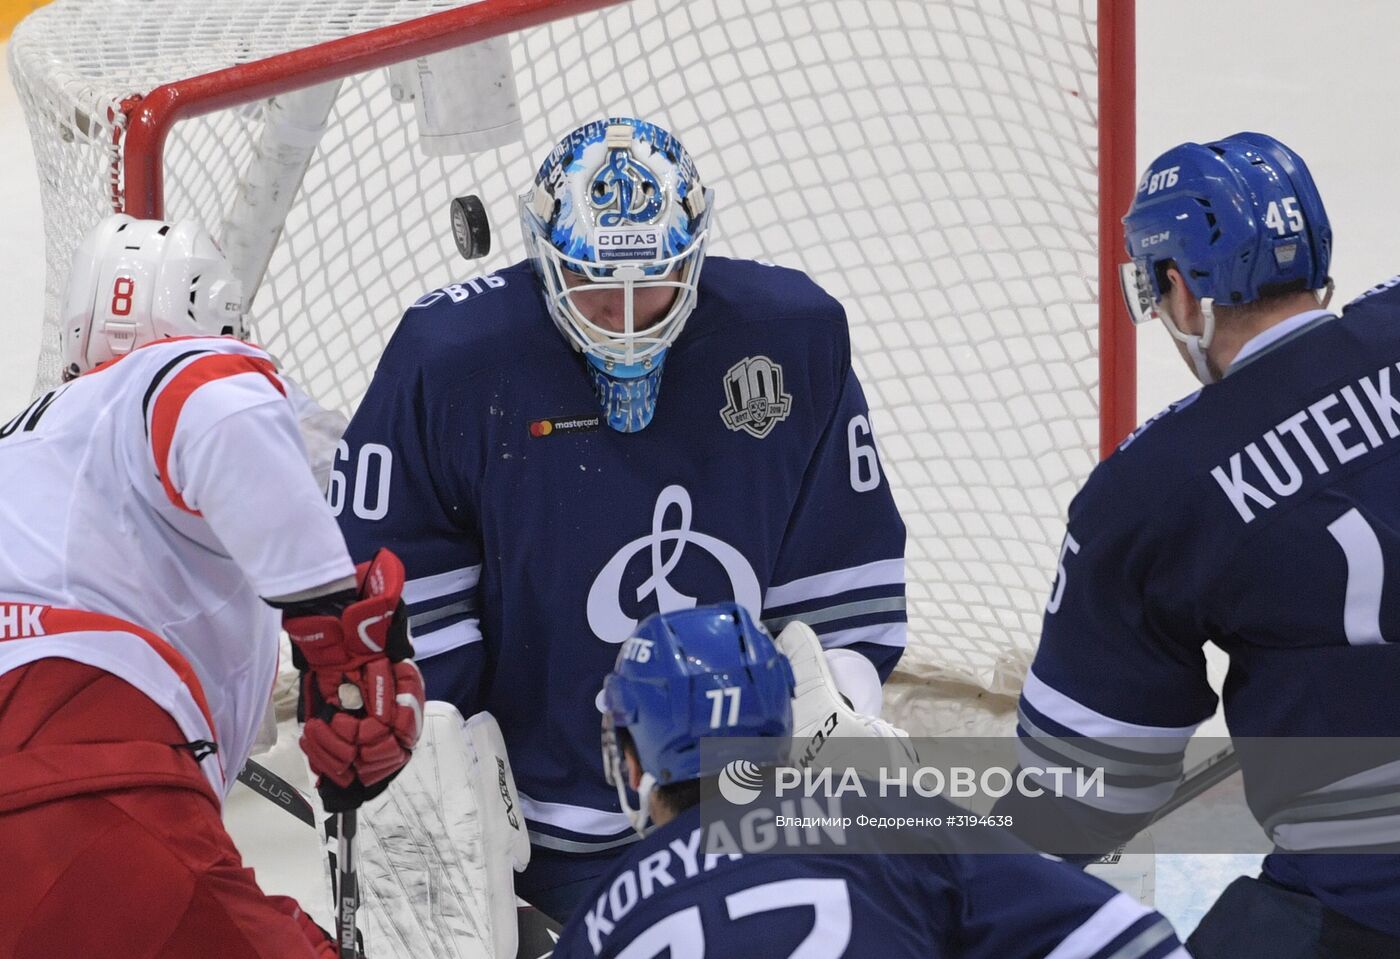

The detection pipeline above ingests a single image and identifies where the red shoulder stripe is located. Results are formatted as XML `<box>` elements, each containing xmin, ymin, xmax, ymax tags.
<box><xmin>148</xmin><ymin>353</ymin><xmax>286</xmax><ymax>514</ymax></box>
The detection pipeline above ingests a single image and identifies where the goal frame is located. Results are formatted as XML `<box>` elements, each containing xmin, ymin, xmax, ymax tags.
<box><xmin>112</xmin><ymin>0</ymin><xmax>1138</xmax><ymax>456</ymax></box>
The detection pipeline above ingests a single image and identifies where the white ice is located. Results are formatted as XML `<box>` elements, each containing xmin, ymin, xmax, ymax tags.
<box><xmin>3</xmin><ymin>0</ymin><xmax>1398</xmax><ymax>942</ymax></box>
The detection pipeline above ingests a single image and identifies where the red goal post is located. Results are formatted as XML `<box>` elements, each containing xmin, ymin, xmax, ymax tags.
<box><xmin>12</xmin><ymin>0</ymin><xmax>1137</xmax><ymax>716</ymax></box>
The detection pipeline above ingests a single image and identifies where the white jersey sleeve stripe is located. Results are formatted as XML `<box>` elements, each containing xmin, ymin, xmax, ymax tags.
<box><xmin>1015</xmin><ymin>749</ymin><xmax>1181</xmax><ymax>815</ymax></box>
<box><xmin>411</xmin><ymin>617</ymin><xmax>484</xmax><ymax>660</ymax></box>
<box><xmin>403</xmin><ymin>565</ymin><xmax>481</xmax><ymax>606</ymax></box>
<box><xmin>813</xmin><ymin>621</ymin><xmax>906</xmax><ymax>650</ymax></box>
<box><xmin>1023</xmin><ymin>668</ymin><xmax>1202</xmax><ymax>745</ymax></box>
<box><xmin>763</xmin><ymin>596</ymin><xmax>906</xmax><ymax>633</ymax></box>
<box><xmin>763</xmin><ymin>557</ymin><xmax>905</xmax><ymax>610</ymax></box>
<box><xmin>518</xmin><ymin>790</ymin><xmax>633</xmax><ymax>837</ymax></box>
<box><xmin>1043</xmin><ymin>892</ymin><xmax>1156</xmax><ymax>959</ymax></box>
<box><xmin>1272</xmin><ymin>813</ymin><xmax>1400</xmax><ymax>851</ymax></box>
<box><xmin>1101</xmin><ymin>917</ymin><xmax>1178</xmax><ymax>959</ymax></box>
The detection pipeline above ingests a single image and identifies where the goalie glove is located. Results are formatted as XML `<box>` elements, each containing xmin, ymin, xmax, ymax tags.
<box><xmin>284</xmin><ymin>548</ymin><xmax>426</xmax><ymax>812</ymax></box>
<box><xmin>773</xmin><ymin>620</ymin><xmax>917</xmax><ymax>772</ymax></box>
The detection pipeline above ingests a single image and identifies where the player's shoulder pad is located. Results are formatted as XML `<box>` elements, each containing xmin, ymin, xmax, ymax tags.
<box><xmin>126</xmin><ymin>335</ymin><xmax>284</xmax><ymax>410</ymax></box>
<box><xmin>130</xmin><ymin>334</ymin><xmax>275</xmax><ymax>366</ymax></box>
<box><xmin>387</xmin><ymin>261</ymin><xmax>539</xmax><ymax>371</ymax></box>
<box><xmin>699</xmin><ymin>256</ymin><xmax>848</xmax><ymax>332</ymax></box>
<box><xmin>1343</xmin><ymin>274</ymin><xmax>1400</xmax><ymax>314</ymax></box>
<box><xmin>136</xmin><ymin>336</ymin><xmax>285</xmax><ymax>405</ymax></box>
<box><xmin>1072</xmin><ymin>389</ymin><xmax>1206</xmax><ymax>524</ymax></box>
<box><xmin>1337</xmin><ymin>275</ymin><xmax>1400</xmax><ymax>351</ymax></box>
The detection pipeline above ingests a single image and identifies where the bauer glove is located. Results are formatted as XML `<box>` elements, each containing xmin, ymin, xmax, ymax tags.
<box><xmin>284</xmin><ymin>548</ymin><xmax>425</xmax><ymax>812</ymax></box>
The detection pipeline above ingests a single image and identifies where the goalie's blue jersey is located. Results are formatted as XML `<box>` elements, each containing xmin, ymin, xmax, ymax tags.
<box><xmin>335</xmin><ymin>258</ymin><xmax>906</xmax><ymax>854</ymax></box>
<box><xmin>551</xmin><ymin>802</ymin><xmax>1185</xmax><ymax>959</ymax></box>
<box><xmin>1004</xmin><ymin>282</ymin><xmax>1400</xmax><ymax>938</ymax></box>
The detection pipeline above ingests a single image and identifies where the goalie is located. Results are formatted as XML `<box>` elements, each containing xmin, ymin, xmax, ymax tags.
<box><xmin>334</xmin><ymin>116</ymin><xmax>910</xmax><ymax>922</ymax></box>
<box><xmin>0</xmin><ymin>215</ymin><xmax>424</xmax><ymax>958</ymax></box>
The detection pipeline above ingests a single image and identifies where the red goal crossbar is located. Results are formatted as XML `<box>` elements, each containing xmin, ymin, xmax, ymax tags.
<box><xmin>117</xmin><ymin>0</ymin><xmax>1137</xmax><ymax>455</ymax></box>
<box><xmin>120</xmin><ymin>0</ymin><xmax>629</xmax><ymax>218</ymax></box>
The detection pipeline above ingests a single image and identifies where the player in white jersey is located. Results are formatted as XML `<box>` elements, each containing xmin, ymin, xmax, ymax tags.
<box><xmin>0</xmin><ymin>215</ymin><xmax>425</xmax><ymax>958</ymax></box>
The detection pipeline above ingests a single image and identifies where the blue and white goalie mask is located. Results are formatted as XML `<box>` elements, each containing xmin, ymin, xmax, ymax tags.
<box><xmin>520</xmin><ymin>118</ymin><xmax>713</xmax><ymax>432</ymax></box>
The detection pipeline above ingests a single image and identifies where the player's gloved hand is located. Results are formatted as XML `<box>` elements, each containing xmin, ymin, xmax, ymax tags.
<box><xmin>267</xmin><ymin>895</ymin><xmax>344</xmax><ymax>959</ymax></box>
<box><xmin>284</xmin><ymin>548</ymin><xmax>426</xmax><ymax>812</ymax></box>
<box><xmin>775</xmin><ymin>620</ymin><xmax>918</xmax><ymax>770</ymax></box>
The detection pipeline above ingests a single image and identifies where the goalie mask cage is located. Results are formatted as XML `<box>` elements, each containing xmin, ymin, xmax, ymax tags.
<box><xmin>9</xmin><ymin>0</ymin><xmax>1135</xmax><ymax>718</ymax></box>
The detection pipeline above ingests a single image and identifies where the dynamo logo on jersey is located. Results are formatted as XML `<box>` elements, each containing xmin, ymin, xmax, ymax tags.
<box><xmin>586</xmin><ymin>485</ymin><xmax>762</xmax><ymax>644</ymax></box>
<box><xmin>591</xmin><ymin>147</ymin><xmax>664</xmax><ymax>226</ymax></box>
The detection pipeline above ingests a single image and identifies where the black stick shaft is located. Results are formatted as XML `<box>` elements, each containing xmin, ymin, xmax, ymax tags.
<box><xmin>336</xmin><ymin>810</ymin><xmax>361</xmax><ymax>959</ymax></box>
<box><xmin>236</xmin><ymin>759</ymin><xmax>316</xmax><ymax>827</ymax></box>
<box><xmin>1152</xmin><ymin>745</ymin><xmax>1240</xmax><ymax>824</ymax></box>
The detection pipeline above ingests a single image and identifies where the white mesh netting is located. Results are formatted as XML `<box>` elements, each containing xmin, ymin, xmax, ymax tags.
<box><xmin>9</xmin><ymin>0</ymin><xmax>1106</xmax><ymax>729</ymax></box>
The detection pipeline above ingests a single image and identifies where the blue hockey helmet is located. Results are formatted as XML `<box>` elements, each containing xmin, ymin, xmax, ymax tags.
<box><xmin>520</xmin><ymin>117</ymin><xmax>714</xmax><ymax>433</ymax></box>
<box><xmin>601</xmin><ymin>602</ymin><xmax>795</xmax><ymax>832</ymax></box>
<box><xmin>1120</xmin><ymin>132</ymin><xmax>1332</xmax><ymax>382</ymax></box>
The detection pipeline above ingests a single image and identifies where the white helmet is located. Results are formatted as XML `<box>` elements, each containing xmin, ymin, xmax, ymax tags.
<box><xmin>60</xmin><ymin>214</ymin><xmax>246</xmax><ymax>378</ymax></box>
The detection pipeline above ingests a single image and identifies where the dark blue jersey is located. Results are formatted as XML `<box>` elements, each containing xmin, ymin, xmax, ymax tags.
<box><xmin>1006</xmin><ymin>284</ymin><xmax>1400</xmax><ymax>936</ymax></box>
<box><xmin>552</xmin><ymin>803</ymin><xmax>1184</xmax><ymax>959</ymax></box>
<box><xmin>335</xmin><ymin>258</ymin><xmax>906</xmax><ymax>854</ymax></box>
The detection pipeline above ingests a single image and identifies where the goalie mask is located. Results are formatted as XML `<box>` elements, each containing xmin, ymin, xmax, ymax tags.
<box><xmin>60</xmin><ymin>213</ymin><xmax>246</xmax><ymax>379</ymax></box>
<box><xmin>600</xmin><ymin>603</ymin><xmax>794</xmax><ymax>835</ymax></box>
<box><xmin>520</xmin><ymin>117</ymin><xmax>713</xmax><ymax>432</ymax></box>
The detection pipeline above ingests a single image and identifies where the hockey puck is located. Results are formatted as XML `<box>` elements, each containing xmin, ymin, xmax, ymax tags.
<box><xmin>450</xmin><ymin>194</ymin><xmax>490</xmax><ymax>260</ymax></box>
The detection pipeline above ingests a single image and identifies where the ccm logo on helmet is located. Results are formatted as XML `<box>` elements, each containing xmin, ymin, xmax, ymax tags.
<box><xmin>1140</xmin><ymin>166</ymin><xmax>1180</xmax><ymax>195</ymax></box>
<box><xmin>1141</xmin><ymin>231</ymin><xmax>1171</xmax><ymax>248</ymax></box>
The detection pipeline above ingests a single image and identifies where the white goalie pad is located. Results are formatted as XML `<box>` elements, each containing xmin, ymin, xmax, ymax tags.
<box><xmin>775</xmin><ymin>620</ymin><xmax>918</xmax><ymax>773</ymax></box>
<box><xmin>349</xmin><ymin>703</ymin><xmax>530</xmax><ymax>959</ymax></box>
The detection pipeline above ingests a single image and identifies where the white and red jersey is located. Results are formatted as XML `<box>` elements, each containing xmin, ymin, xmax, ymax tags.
<box><xmin>0</xmin><ymin>337</ymin><xmax>354</xmax><ymax>793</ymax></box>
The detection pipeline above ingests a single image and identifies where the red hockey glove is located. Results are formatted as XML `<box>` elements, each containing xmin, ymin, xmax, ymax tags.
<box><xmin>284</xmin><ymin>548</ymin><xmax>425</xmax><ymax>812</ymax></box>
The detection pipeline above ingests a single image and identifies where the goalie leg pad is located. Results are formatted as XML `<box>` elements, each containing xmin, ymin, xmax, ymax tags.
<box><xmin>339</xmin><ymin>702</ymin><xmax>529</xmax><ymax>959</ymax></box>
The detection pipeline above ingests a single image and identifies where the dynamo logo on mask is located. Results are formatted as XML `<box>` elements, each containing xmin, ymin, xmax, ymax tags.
<box><xmin>590</xmin><ymin>148</ymin><xmax>664</xmax><ymax>227</ymax></box>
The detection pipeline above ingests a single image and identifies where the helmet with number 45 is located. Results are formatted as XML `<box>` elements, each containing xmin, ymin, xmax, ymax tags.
<box><xmin>60</xmin><ymin>213</ymin><xmax>246</xmax><ymax>379</ymax></box>
<box><xmin>1120</xmin><ymin>132</ymin><xmax>1332</xmax><ymax>383</ymax></box>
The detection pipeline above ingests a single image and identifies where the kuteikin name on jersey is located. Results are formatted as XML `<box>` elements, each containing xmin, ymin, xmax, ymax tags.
<box><xmin>1212</xmin><ymin>362</ymin><xmax>1400</xmax><ymax>522</ymax></box>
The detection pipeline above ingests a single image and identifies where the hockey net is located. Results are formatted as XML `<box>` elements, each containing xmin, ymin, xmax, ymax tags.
<box><xmin>9</xmin><ymin>0</ymin><xmax>1134</xmax><ymax>733</ymax></box>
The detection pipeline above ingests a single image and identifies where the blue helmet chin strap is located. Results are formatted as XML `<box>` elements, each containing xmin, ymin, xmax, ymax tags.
<box><xmin>586</xmin><ymin>350</ymin><xmax>667</xmax><ymax>432</ymax></box>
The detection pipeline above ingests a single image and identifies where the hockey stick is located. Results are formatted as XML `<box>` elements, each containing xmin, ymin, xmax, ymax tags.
<box><xmin>236</xmin><ymin>758</ymin><xmax>317</xmax><ymax>826</ymax></box>
<box><xmin>333</xmin><ymin>810</ymin><xmax>362</xmax><ymax>959</ymax></box>
<box><xmin>1150</xmin><ymin>744</ymin><xmax>1240</xmax><ymax>824</ymax></box>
